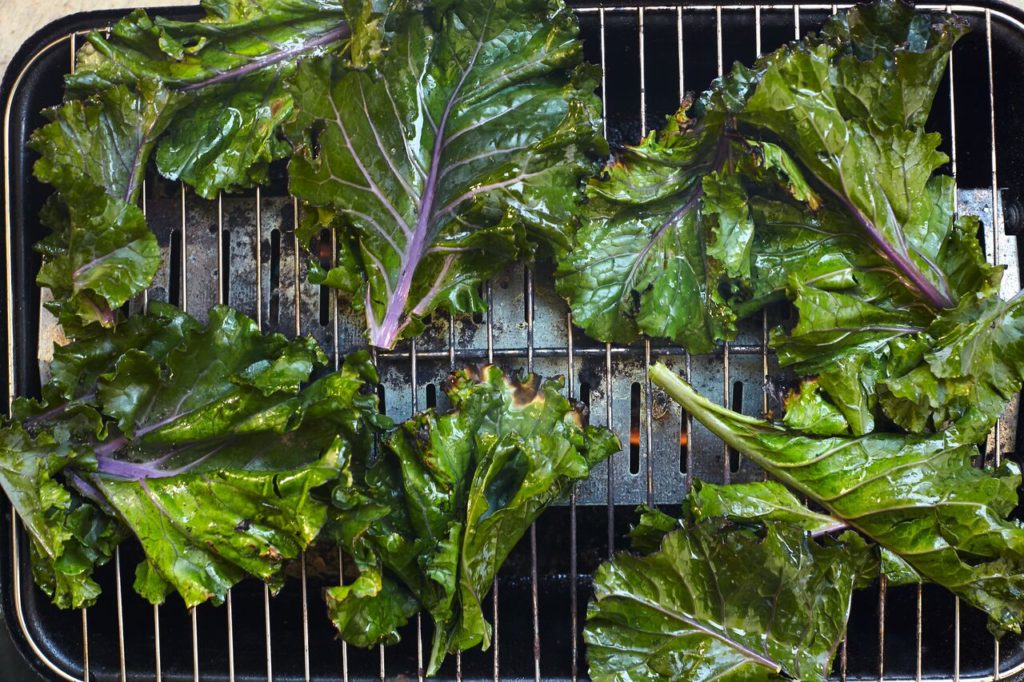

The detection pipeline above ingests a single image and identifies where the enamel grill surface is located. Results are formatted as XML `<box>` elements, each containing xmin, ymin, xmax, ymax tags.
<box><xmin>3</xmin><ymin>2</ymin><xmax>1024</xmax><ymax>680</ymax></box>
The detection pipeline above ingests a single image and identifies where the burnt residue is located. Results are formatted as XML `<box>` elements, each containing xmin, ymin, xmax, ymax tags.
<box><xmin>508</xmin><ymin>372</ymin><xmax>540</xmax><ymax>407</ymax></box>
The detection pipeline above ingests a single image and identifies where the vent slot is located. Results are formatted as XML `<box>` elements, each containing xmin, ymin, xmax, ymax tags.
<box><xmin>629</xmin><ymin>382</ymin><xmax>641</xmax><ymax>475</ymax></box>
<box><xmin>168</xmin><ymin>229</ymin><xmax>182</xmax><ymax>307</ymax></box>
<box><xmin>220</xmin><ymin>229</ymin><xmax>231</xmax><ymax>305</ymax></box>
<box><xmin>729</xmin><ymin>380</ymin><xmax>743</xmax><ymax>474</ymax></box>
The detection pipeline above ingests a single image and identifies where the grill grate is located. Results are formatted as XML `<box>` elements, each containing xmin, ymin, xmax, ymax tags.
<box><xmin>4</xmin><ymin>2</ymin><xmax>1024</xmax><ymax>681</ymax></box>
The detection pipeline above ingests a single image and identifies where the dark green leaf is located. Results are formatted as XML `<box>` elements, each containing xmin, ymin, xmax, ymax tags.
<box><xmin>782</xmin><ymin>379</ymin><xmax>850</xmax><ymax>436</ymax></box>
<box><xmin>554</xmin><ymin>93</ymin><xmax>742</xmax><ymax>352</ymax></box>
<box><xmin>30</xmin><ymin>0</ymin><xmax>369</xmax><ymax>327</ymax></box>
<box><xmin>585</xmin><ymin>521</ymin><xmax>861</xmax><ymax>681</ymax></box>
<box><xmin>627</xmin><ymin>505</ymin><xmax>680</xmax><ymax>554</ymax></box>
<box><xmin>286</xmin><ymin>0</ymin><xmax>603</xmax><ymax>348</ymax></box>
<box><xmin>327</xmin><ymin>365</ymin><xmax>618</xmax><ymax>672</ymax></box>
<box><xmin>324</xmin><ymin>567</ymin><xmax>420</xmax><ymax>646</ymax></box>
<box><xmin>6</xmin><ymin>305</ymin><xmax>385</xmax><ymax>608</ymax></box>
<box><xmin>878</xmin><ymin>290</ymin><xmax>1024</xmax><ymax>438</ymax></box>
<box><xmin>687</xmin><ymin>479</ymin><xmax>846</xmax><ymax>535</ymax></box>
<box><xmin>30</xmin><ymin>80</ymin><xmax>174</xmax><ymax>326</ymax></box>
<box><xmin>0</xmin><ymin>410</ymin><xmax>121</xmax><ymax>609</ymax></box>
<box><xmin>652</xmin><ymin>362</ymin><xmax>1024</xmax><ymax>636</ymax></box>
<box><xmin>738</xmin><ymin>11</ymin><xmax>964</xmax><ymax>310</ymax></box>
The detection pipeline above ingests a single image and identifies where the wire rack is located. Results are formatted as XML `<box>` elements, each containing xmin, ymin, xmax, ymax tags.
<box><xmin>3</xmin><ymin>2</ymin><xmax>1024</xmax><ymax>680</ymax></box>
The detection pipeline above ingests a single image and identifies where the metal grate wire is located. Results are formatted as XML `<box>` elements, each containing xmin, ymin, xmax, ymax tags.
<box><xmin>3</xmin><ymin>2</ymin><xmax>1024</xmax><ymax>680</ymax></box>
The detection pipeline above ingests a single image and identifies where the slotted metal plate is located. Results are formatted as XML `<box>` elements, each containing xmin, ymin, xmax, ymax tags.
<box><xmin>4</xmin><ymin>3</ymin><xmax>1024</xmax><ymax>681</ymax></box>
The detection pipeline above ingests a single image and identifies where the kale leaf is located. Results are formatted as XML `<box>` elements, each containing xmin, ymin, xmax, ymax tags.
<box><xmin>556</xmin><ymin>0</ymin><xmax>972</xmax><ymax>351</ymax></box>
<box><xmin>1</xmin><ymin>303</ymin><xmax>385</xmax><ymax>608</ymax></box>
<box><xmin>327</xmin><ymin>365</ymin><xmax>618</xmax><ymax>673</ymax></box>
<box><xmin>652</xmin><ymin>362</ymin><xmax>1024</xmax><ymax>636</ymax></box>
<box><xmin>286</xmin><ymin>0</ymin><xmax>603</xmax><ymax>349</ymax></box>
<box><xmin>585</xmin><ymin>518</ymin><xmax>863</xmax><ymax>681</ymax></box>
<box><xmin>30</xmin><ymin>0</ymin><xmax>368</xmax><ymax>329</ymax></box>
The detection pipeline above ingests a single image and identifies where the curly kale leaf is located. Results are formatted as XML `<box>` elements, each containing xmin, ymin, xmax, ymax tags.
<box><xmin>326</xmin><ymin>365</ymin><xmax>618</xmax><ymax>673</ymax></box>
<box><xmin>30</xmin><ymin>0</ymin><xmax>368</xmax><ymax>328</ymax></box>
<box><xmin>2</xmin><ymin>305</ymin><xmax>385</xmax><ymax>608</ymax></box>
<box><xmin>67</xmin><ymin>0</ymin><xmax>363</xmax><ymax>198</ymax></box>
<box><xmin>652</xmin><ymin>363</ymin><xmax>1024</xmax><ymax>636</ymax></box>
<box><xmin>286</xmin><ymin>0</ymin><xmax>603</xmax><ymax>349</ymax></box>
<box><xmin>585</xmin><ymin>519</ymin><xmax>863</xmax><ymax>681</ymax></box>
<box><xmin>557</xmin><ymin>0</ymin><xmax>973</xmax><ymax>351</ymax></box>
<box><xmin>734</xmin><ymin>0</ymin><xmax>969</xmax><ymax>310</ymax></box>
<box><xmin>554</xmin><ymin>86</ymin><xmax>749</xmax><ymax>352</ymax></box>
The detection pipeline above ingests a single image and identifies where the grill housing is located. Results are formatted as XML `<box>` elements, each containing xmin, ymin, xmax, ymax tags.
<box><xmin>4</xmin><ymin>2</ymin><xmax>1024</xmax><ymax>680</ymax></box>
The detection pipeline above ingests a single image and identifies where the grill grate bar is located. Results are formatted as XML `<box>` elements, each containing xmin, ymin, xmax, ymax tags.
<box><xmin>526</xmin><ymin>267</ymin><xmax>542</xmax><ymax>682</ymax></box>
<box><xmin>566</xmin><ymin>311</ymin><xmax>579</xmax><ymax>682</ymax></box>
<box><xmin>114</xmin><ymin>549</ymin><xmax>126</xmax><ymax>681</ymax></box>
<box><xmin>638</xmin><ymin>5</ymin><xmax>656</xmax><ymax>508</ymax></box>
<box><xmin>945</xmin><ymin>5</ymin><xmax>963</xmax><ymax>677</ymax></box>
<box><xmin>264</xmin><ymin>584</ymin><xmax>274</xmax><ymax>681</ymax></box>
<box><xmin>289</xmin><ymin>196</ymin><xmax>314</xmax><ymax>682</ymax></box>
<box><xmin>339</xmin><ymin>549</ymin><xmax>349</xmax><ymax>682</ymax></box>
<box><xmin>409</xmin><ymin>338</ymin><xmax>426</xmax><ymax>682</ymax></box>
<box><xmin>984</xmin><ymin>8</ymin><xmax>1003</xmax><ymax>678</ymax></box>
<box><xmin>190</xmin><ymin>607</ymin><xmax>199</xmax><ymax>681</ymax></box>
<box><xmin>68</xmin><ymin>33</ymin><xmax>94</xmax><ymax>682</ymax></box>
<box><xmin>716</xmin><ymin>5</ymin><xmax>733</xmax><ymax>486</ymax></box>
<box><xmin>80</xmin><ymin>607</ymin><xmax>88</xmax><ymax>682</ymax></box>
<box><xmin>878</xmin><ymin>575</ymin><xmax>887</xmax><ymax>681</ymax></box>
<box><xmin>485</xmin><ymin>282</ymin><xmax>500</xmax><ymax>682</ymax></box>
<box><xmin>372</xmin><ymin>342</ymin><xmax>773</xmax><ymax>359</ymax></box>
<box><xmin>917</xmin><ymin>586</ymin><xmax>924</xmax><ymax>682</ymax></box>
<box><xmin>154</xmin><ymin>604</ymin><xmax>162</xmax><ymax>682</ymax></box>
<box><xmin>227</xmin><ymin>589</ymin><xmax>236</xmax><ymax>681</ymax></box>
<box><xmin>374</xmin><ymin>338</ymin><xmax>385</xmax><ymax>682</ymax></box>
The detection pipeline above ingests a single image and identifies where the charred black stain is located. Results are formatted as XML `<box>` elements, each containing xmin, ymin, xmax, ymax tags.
<box><xmin>570</xmin><ymin>399</ymin><xmax>590</xmax><ymax>427</ymax></box>
<box><xmin>509</xmin><ymin>372</ymin><xmax>539</xmax><ymax>406</ymax></box>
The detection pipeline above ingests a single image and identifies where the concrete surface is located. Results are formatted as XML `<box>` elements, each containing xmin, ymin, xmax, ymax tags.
<box><xmin>2</xmin><ymin>0</ymin><xmax>196</xmax><ymax>83</ymax></box>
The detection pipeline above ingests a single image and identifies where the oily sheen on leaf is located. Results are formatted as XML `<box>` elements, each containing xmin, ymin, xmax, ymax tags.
<box><xmin>651</xmin><ymin>363</ymin><xmax>1024</xmax><ymax>636</ymax></box>
<box><xmin>327</xmin><ymin>365</ymin><xmax>618</xmax><ymax>673</ymax></box>
<box><xmin>286</xmin><ymin>0</ymin><xmax>603</xmax><ymax>349</ymax></box>
<box><xmin>2</xmin><ymin>305</ymin><xmax>385</xmax><ymax>609</ymax></box>
<box><xmin>30</xmin><ymin>0</ymin><xmax>363</xmax><ymax>328</ymax></box>
<box><xmin>585</xmin><ymin>521</ymin><xmax>861</xmax><ymax>681</ymax></box>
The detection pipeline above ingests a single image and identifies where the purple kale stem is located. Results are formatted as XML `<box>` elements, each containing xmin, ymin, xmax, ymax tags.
<box><xmin>93</xmin><ymin>457</ymin><xmax>162</xmax><ymax>480</ymax></box>
<box><xmin>94</xmin><ymin>441</ymin><xmax>225</xmax><ymax>480</ymax></box>
<box><xmin>24</xmin><ymin>391</ymin><xmax>96</xmax><ymax>428</ymax></box>
<box><xmin>64</xmin><ymin>470</ymin><xmax>118</xmax><ymax>517</ymax></box>
<box><xmin>818</xmin><ymin>179</ymin><xmax>955</xmax><ymax>309</ymax></box>
<box><xmin>178</xmin><ymin>24</ymin><xmax>351</xmax><ymax>93</ymax></box>
<box><xmin>810</xmin><ymin>520</ymin><xmax>850</xmax><ymax>537</ymax></box>
<box><xmin>92</xmin><ymin>411</ymin><xmax>188</xmax><ymax>460</ymax></box>
<box><xmin>370</xmin><ymin>104</ymin><xmax>454</xmax><ymax>348</ymax></box>
<box><xmin>64</xmin><ymin>470</ymin><xmax>105</xmax><ymax>505</ymax></box>
<box><xmin>369</xmin><ymin>32</ymin><xmax>489</xmax><ymax>349</ymax></box>
<box><xmin>94</xmin><ymin>435</ymin><xmax>129</xmax><ymax>461</ymax></box>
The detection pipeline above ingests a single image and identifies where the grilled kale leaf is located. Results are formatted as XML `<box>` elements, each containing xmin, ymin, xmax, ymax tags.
<box><xmin>327</xmin><ymin>365</ymin><xmax>619</xmax><ymax>673</ymax></box>
<box><xmin>286</xmin><ymin>0</ymin><xmax>603</xmax><ymax>349</ymax></box>
<box><xmin>30</xmin><ymin>0</ymin><xmax>366</xmax><ymax>329</ymax></box>
<box><xmin>585</xmin><ymin>518</ymin><xmax>864</xmax><ymax>681</ymax></box>
<box><xmin>556</xmin><ymin>0</ymin><xmax>972</xmax><ymax>351</ymax></box>
<box><xmin>1</xmin><ymin>303</ymin><xmax>385</xmax><ymax>608</ymax></box>
<box><xmin>652</xmin><ymin>363</ymin><xmax>1024</xmax><ymax>636</ymax></box>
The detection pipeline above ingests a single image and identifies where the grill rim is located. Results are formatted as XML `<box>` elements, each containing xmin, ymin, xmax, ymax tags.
<box><xmin>5</xmin><ymin>2</ymin><xmax>1024</xmax><ymax>680</ymax></box>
